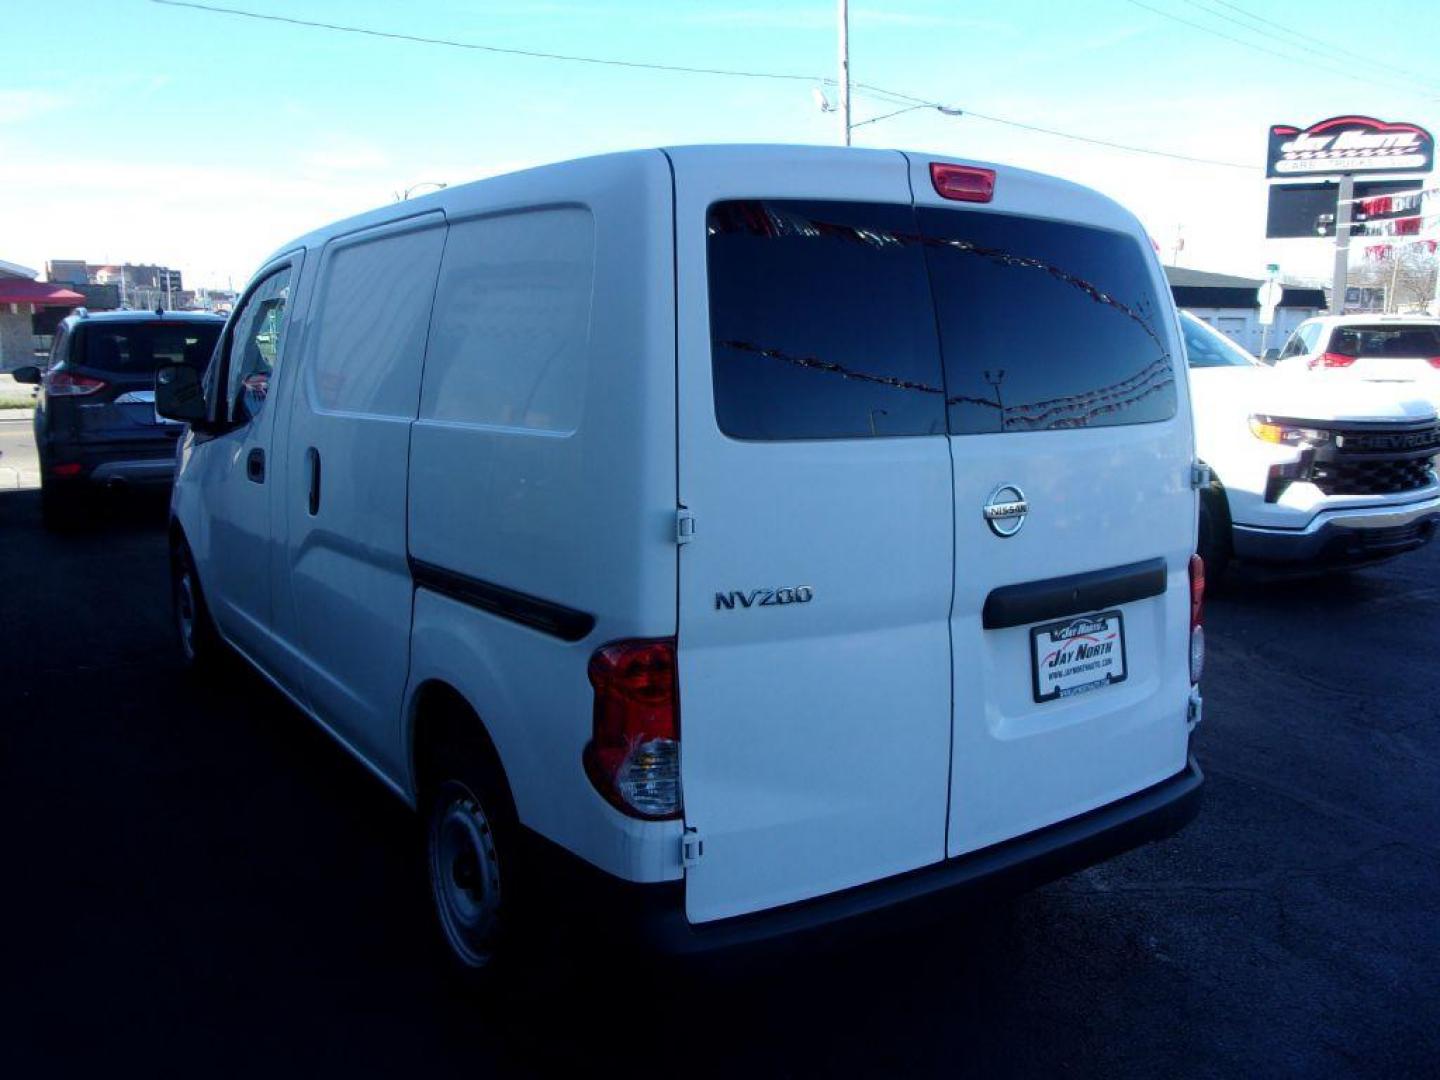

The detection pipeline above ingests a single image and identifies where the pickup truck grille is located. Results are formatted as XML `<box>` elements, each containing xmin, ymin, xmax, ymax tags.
<box><xmin>1264</xmin><ymin>419</ymin><xmax>1440</xmax><ymax>502</ymax></box>
<box><xmin>1311</xmin><ymin>457</ymin><xmax>1435</xmax><ymax>496</ymax></box>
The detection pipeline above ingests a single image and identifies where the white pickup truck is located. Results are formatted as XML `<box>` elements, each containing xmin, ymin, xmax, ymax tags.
<box><xmin>1183</xmin><ymin>311</ymin><xmax>1440</xmax><ymax>577</ymax></box>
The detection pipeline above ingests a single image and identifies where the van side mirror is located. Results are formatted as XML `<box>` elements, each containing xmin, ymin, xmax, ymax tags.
<box><xmin>155</xmin><ymin>363</ymin><xmax>209</xmax><ymax>425</ymax></box>
<box><xmin>1261</xmin><ymin>348</ymin><xmax>1281</xmax><ymax>365</ymax></box>
<box><xmin>11</xmin><ymin>365</ymin><xmax>40</xmax><ymax>385</ymax></box>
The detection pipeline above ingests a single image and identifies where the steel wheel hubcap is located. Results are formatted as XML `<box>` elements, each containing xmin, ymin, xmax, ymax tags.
<box><xmin>429</xmin><ymin>781</ymin><xmax>502</xmax><ymax>967</ymax></box>
<box><xmin>176</xmin><ymin>569</ymin><xmax>197</xmax><ymax>659</ymax></box>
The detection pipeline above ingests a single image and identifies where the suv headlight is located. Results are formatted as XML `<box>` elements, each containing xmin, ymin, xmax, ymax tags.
<box><xmin>1248</xmin><ymin>416</ymin><xmax>1332</xmax><ymax>446</ymax></box>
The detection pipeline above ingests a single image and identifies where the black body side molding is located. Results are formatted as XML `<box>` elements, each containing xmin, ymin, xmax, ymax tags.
<box><xmin>409</xmin><ymin>558</ymin><xmax>596</xmax><ymax>642</ymax></box>
<box><xmin>982</xmin><ymin>557</ymin><xmax>1168</xmax><ymax>630</ymax></box>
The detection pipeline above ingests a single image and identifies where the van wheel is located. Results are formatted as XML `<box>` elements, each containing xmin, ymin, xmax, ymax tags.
<box><xmin>422</xmin><ymin>730</ymin><xmax>522</xmax><ymax>985</ymax></box>
<box><xmin>1198</xmin><ymin>485</ymin><xmax>1231</xmax><ymax>587</ymax></box>
<box><xmin>171</xmin><ymin>538</ymin><xmax>223</xmax><ymax>670</ymax></box>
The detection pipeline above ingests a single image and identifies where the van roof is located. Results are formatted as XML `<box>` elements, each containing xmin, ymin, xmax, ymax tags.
<box><xmin>259</xmin><ymin>145</ymin><xmax>1144</xmax><ymax>274</ymax></box>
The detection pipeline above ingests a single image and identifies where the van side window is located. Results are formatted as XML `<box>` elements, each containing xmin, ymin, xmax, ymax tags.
<box><xmin>225</xmin><ymin>267</ymin><xmax>293</xmax><ymax>425</ymax></box>
<box><xmin>309</xmin><ymin>225</ymin><xmax>447</xmax><ymax>417</ymax></box>
<box><xmin>420</xmin><ymin>208</ymin><xmax>595</xmax><ymax>432</ymax></box>
<box><xmin>706</xmin><ymin>200</ymin><xmax>946</xmax><ymax>440</ymax></box>
<box><xmin>919</xmin><ymin>209</ymin><xmax>1176</xmax><ymax>434</ymax></box>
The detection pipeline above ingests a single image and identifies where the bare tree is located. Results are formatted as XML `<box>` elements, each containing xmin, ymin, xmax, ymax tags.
<box><xmin>1349</xmin><ymin>247</ymin><xmax>1438</xmax><ymax>314</ymax></box>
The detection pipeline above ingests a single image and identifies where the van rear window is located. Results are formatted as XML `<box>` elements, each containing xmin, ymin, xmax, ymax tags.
<box><xmin>918</xmin><ymin>208</ymin><xmax>1175</xmax><ymax>434</ymax></box>
<box><xmin>706</xmin><ymin>200</ymin><xmax>1176</xmax><ymax>440</ymax></box>
<box><xmin>706</xmin><ymin>200</ymin><xmax>946</xmax><ymax>440</ymax></box>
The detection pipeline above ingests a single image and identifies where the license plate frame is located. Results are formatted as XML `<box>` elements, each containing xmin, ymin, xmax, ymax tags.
<box><xmin>1030</xmin><ymin>609</ymin><xmax>1127</xmax><ymax>704</ymax></box>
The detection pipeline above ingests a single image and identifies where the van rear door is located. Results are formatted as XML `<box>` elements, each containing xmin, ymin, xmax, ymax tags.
<box><xmin>669</xmin><ymin>148</ymin><xmax>955</xmax><ymax>923</ymax></box>
<box><xmin>907</xmin><ymin>155</ymin><xmax>1195</xmax><ymax>857</ymax></box>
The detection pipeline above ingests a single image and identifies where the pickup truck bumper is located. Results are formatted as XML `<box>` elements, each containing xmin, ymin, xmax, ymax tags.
<box><xmin>524</xmin><ymin>755</ymin><xmax>1204</xmax><ymax>958</ymax></box>
<box><xmin>1232</xmin><ymin>494</ymin><xmax>1440</xmax><ymax>566</ymax></box>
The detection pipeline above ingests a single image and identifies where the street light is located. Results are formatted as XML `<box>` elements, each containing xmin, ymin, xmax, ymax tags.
<box><xmin>814</xmin><ymin>91</ymin><xmax>963</xmax><ymax>134</ymax></box>
<box><xmin>394</xmin><ymin>181</ymin><xmax>448</xmax><ymax>202</ymax></box>
<box><xmin>850</xmin><ymin>103</ymin><xmax>964</xmax><ymax>130</ymax></box>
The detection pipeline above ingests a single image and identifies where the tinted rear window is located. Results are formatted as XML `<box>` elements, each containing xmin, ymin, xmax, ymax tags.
<box><xmin>706</xmin><ymin>199</ymin><xmax>1176</xmax><ymax>440</ymax></box>
<box><xmin>75</xmin><ymin>322</ymin><xmax>221</xmax><ymax>375</ymax></box>
<box><xmin>919</xmin><ymin>208</ymin><xmax>1175</xmax><ymax>434</ymax></box>
<box><xmin>706</xmin><ymin>200</ymin><xmax>945</xmax><ymax>440</ymax></box>
<box><xmin>1328</xmin><ymin>325</ymin><xmax>1440</xmax><ymax>358</ymax></box>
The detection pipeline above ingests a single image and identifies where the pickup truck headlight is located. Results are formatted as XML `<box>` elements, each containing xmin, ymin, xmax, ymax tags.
<box><xmin>1248</xmin><ymin>416</ymin><xmax>1332</xmax><ymax>446</ymax></box>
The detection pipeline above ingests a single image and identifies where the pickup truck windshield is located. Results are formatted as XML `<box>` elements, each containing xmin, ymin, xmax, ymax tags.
<box><xmin>1181</xmin><ymin>312</ymin><xmax>1259</xmax><ymax>368</ymax></box>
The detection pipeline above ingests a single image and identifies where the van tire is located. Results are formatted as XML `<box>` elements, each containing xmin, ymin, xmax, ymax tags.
<box><xmin>1197</xmin><ymin>483</ymin><xmax>1231</xmax><ymax>588</ymax></box>
<box><xmin>420</xmin><ymin>719</ymin><xmax>526</xmax><ymax>989</ymax></box>
<box><xmin>170</xmin><ymin>537</ymin><xmax>224</xmax><ymax>672</ymax></box>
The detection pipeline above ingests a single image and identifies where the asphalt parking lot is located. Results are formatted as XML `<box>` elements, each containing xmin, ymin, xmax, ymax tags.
<box><xmin>2</xmin><ymin>485</ymin><xmax>1437</xmax><ymax>1078</ymax></box>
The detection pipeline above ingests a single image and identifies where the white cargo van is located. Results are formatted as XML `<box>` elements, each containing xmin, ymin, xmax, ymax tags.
<box><xmin>157</xmin><ymin>146</ymin><xmax>1204</xmax><ymax>974</ymax></box>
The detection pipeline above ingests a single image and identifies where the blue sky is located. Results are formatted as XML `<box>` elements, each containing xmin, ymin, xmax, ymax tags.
<box><xmin>2</xmin><ymin>0</ymin><xmax>1436</xmax><ymax>289</ymax></box>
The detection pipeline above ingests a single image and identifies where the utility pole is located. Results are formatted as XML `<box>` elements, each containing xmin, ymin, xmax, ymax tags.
<box><xmin>1330</xmin><ymin>172</ymin><xmax>1354</xmax><ymax>314</ymax></box>
<box><xmin>838</xmin><ymin>0</ymin><xmax>851</xmax><ymax>146</ymax></box>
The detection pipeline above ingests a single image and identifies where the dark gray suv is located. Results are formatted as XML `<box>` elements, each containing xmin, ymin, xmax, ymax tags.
<box><xmin>12</xmin><ymin>309</ymin><xmax>225</xmax><ymax>527</ymax></box>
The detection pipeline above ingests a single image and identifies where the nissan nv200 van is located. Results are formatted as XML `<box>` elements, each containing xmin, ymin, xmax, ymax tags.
<box><xmin>156</xmin><ymin>146</ymin><xmax>1205</xmax><ymax>978</ymax></box>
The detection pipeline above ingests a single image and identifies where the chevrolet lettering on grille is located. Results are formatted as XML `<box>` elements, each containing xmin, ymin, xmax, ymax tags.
<box><xmin>1343</xmin><ymin>429</ymin><xmax>1440</xmax><ymax>453</ymax></box>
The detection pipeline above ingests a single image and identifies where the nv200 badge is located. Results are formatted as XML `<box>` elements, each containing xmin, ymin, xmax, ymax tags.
<box><xmin>714</xmin><ymin>587</ymin><xmax>814</xmax><ymax>611</ymax></box>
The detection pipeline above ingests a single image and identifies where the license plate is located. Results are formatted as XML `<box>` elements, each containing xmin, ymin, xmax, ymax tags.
<box><xmin>1030</xmin><ymin>610</ymin><xmax>1127</xmax><ymax>703</ymax></box>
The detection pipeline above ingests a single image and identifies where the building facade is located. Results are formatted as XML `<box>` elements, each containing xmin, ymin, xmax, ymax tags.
<box><xmin>0</xmin><ymin>260</ymin><xmax>85</xmax><ymax>370</ymax></box>
<box><xmin>1165</xmin><ymin>266</ymin><xmax>1327</xmax><ymax>356</ymax></box>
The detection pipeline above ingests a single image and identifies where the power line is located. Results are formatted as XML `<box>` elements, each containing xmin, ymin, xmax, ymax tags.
<box><xmin>150</xmin><ymin>0</ymin><xmax>1258</xmax><ymax>170</ymax></box>
<box><xmin>1202</xmin><ymin>0</ymin><xmax>1440</xmax><ymax>90</ymax></box>
<box><xmin>1122</xmin><ymin>0</ymin><xmax>1437</xmax><ymax>101</ymax></box>
<box><xmin>1180</xmin><ymin>0</ymin><xmax>1440</xmax><ymax>94</ymax></box>
<box><xmin>149</xmin><ymin>0</ymin><xmax>819</xmax><ymax>83</ymax></box>
<box><xmin>935</xmin><ymin>102</ymin><xmax>1257</xmax><ymax>170</ymax></box>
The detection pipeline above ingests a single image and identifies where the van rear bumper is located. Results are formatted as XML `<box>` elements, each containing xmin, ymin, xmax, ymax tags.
<box><xmin>526</xmin><ymin>755</ymin><xmax>1203</xmax><ymax>957</ymax></box>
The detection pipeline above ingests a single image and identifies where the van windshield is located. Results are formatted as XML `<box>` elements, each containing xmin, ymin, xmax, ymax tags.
<box><xmin>706</xmin><ymin>199</ymin><xmax>1176</xmax><ymax>439</ymax></box>
<box><xmin>74</xmin><ymin>321</ymin><xmax>221</xmax><ymax>375</ymax></box>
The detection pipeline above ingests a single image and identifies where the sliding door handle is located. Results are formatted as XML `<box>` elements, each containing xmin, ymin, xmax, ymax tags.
<box><xmin>306</xmin><ymin>447</ymin><xmax>321</xmax><ymax>515</ymax></box>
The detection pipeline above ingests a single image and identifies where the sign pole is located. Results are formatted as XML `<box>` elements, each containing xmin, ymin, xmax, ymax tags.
<box><xmin>1330</xmin><ymin>172</ymin><xmax>1354</xmax><ymax>313</ymax></box>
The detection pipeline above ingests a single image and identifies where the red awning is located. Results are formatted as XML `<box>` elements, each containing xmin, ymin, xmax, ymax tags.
<box><xmin>0</xmin><ymin>278</ymin><xmax>85</xmax><ymax>306</ymax></box>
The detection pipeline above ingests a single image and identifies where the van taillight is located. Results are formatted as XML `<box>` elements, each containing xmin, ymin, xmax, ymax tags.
<box><xmin>1189</xmin><ymin>554</ymin><xmax>1205</xmax><ymax>684</ymax></box>
<box><xmin>1310</xmin><ymin>351</ymin><xmax>1356</xmax><ymax>370</ymax></box>
<box><xmin>930</xmin><ymin>163</ymin><xmax>996</xmax><ymax>203</ymax></box>
<box><xmin>584</xmin><ymin>639</ymin><xmax>681</xmax><ymax>820</ymax></box>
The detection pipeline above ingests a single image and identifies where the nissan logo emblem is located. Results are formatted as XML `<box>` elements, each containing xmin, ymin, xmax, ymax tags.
<box><xmin>983</xmin><ymin>484</ymin><xmax>1028</xmax><ymax>537</ymax></box>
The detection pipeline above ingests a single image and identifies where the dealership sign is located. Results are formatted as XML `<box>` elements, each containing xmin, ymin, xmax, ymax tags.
<box><xmin>1266</xmin><ymin>115</ymin><xmax>1434</xmax><ymax>177</ymax></box>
